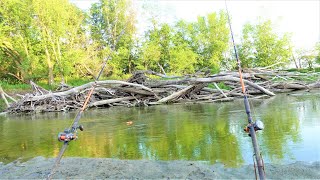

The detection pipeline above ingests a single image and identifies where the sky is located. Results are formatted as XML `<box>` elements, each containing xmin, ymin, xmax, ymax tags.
<box><xmin>70</xmin><ymin>0</ymin><xmax>320</xmax><ymax>50</ymax></box>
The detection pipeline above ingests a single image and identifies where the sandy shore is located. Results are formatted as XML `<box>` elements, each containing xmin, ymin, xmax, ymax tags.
<box><xmin>0</xmin><ymin>157</ymin><xmax>319</xmax><ymax>179</ymax></box>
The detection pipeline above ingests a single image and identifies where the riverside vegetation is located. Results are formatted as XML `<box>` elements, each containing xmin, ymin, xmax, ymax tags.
<box><xmin>0</xmin><ymin>0</ymin><xmax>320</xmax><ymax>112</ymax></box>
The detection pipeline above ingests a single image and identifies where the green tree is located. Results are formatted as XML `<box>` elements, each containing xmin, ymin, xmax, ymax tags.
<box><xmin>168</xmin><ymin>43</ymin><xmax>197</xmax><ymax>74</ymax></box>
<box><xmin>138</xmin><ymin>21</ymin><xmax>172</xmax><ymax>73</ymax></box>
<box><xmin>0</xmin><ymin>0</ymin><xmax>34</xmax><ymax>82</ymax></box>
<box><xmin>297</xmin><ymin>49</ymin><xmax>316</xmax><ymax>69</ymax></box>
<box><xmin>237</xmin><ymin>24</ymin><xmax>255</xmax><ymax>68</ymax></box>
<box><xmin>139</xmin><ymin>11</ymin><xmax>229</xmax><ymax>74</ymax></box>
<box><xmin>33</xmin><ymin>0</ymin><xmax>86</xmax><ymax>84</ymax></box>
<box><xmin>138</xmin><ymin>41</ymin><xmax>161</xmax><ymax>70</ymax></box>
<box><xmin>169</xmin><ymin>23</ymin><xmax>198</xmax><ymax>74</ymax></box>
<box><xmin>238</xmin><ymin>20</ymin><xmax>292</xmax><ymax>68</ymax></box>
<box><xmin>189</xmin><ymin>12</ymin><xmax>229</xmax><ymax>72</ymax></box>
<box><xmin>291</xmin><ymin>47</ymin><xmax>319</xmax><ymax>70</ymax></box>
<box><xmin>89</xmin><ymin>0</ymin><xmax>136</xmax><ymax>76</ymax></box>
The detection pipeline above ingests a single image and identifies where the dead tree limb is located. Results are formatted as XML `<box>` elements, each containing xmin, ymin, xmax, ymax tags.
<box><xmin>3</xmin><ymin>92</ymin><xmax>17</xmax><ymax>102</ymax></box>
<box><xmin>0</xmin><ymin>86</ymin><xmax>9</xmax><ymax>107</ymax></box>
<box><xmin>158</xmin><ymin>85</ymin><xmax>196</xmax><ymax>103</ymax></box>
<box><xmin>214</xmin><ymin>83</ymin><xmax>228</xmax><ymax>98</ymax></box>
<box><xmin>26</xmin><ymin>80</ymin><xmax>157</xmax><ymax>102</ymax></box>
<box><xmin>187</xmin><ymin>76</ymin><xmax>275</xmax><ymax>96</ymax></box>
<box><xmin>6</xmin><ymin>69</ymin><xmax>320</xmax><ymax>114</ymax></box>
<box><xmin>89</xmin><ymin>96</ymin><xmax>136</xmax><ymax>107</ymax></box>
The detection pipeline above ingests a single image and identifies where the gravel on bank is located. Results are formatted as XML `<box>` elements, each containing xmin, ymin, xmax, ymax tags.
<box><xmin>0</xmin><ymin>157</ymin><xmax>319</xmax><ymax>179</ymax></box>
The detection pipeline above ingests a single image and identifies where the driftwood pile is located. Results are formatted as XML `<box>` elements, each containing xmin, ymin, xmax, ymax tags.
<box><xmin>3</xmin><ymin>69</ymin><xmax>320</xmax><ymax>113</ymax></box>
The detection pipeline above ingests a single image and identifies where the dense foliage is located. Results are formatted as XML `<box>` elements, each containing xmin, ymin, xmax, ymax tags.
<box><xmin>0</xmin><ymin>0</ymin><xmax>318</xmax><ymax>85</ymax></box>
<box><xmin>238</xmin><ymin>20</ymin><xmax>292</xmax><ymax>68</ymax></box>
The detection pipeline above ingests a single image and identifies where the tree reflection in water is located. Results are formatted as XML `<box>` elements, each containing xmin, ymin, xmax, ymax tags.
<box><xmin>0</xmin><ymin>93</ymin><xmax>319</xmax><ymax>166</ymax></box>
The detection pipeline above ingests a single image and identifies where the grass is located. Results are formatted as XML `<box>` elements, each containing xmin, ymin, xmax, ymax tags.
<box><xmin>207</xmin><ymin>82</ymin><xmax>232</xmax><ymax>90</ymax></box>
<box><xmin>0</xmin><ymin>83</ymin><xmax>31</xmax><ymax>91</ymax></box>
<box><xmin>64</xmin><ymin>79</ymin><xmax>93</xmax><ymax>87</ymax></box>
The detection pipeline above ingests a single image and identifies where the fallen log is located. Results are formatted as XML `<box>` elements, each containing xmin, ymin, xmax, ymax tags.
<box><xmin>157</xmin><ymin>85</ymin><xmax>196</xmax><ymax>103</ymax></box>
<box><xmin>148</xmin><ymin>76</ymin><xmax>275</xmax><ymax>96</ymax></box>
<box><xmin>113</xmin><ymin>87</ymin><xmax>155</xmax><ymax>96</ymax></box>
<box><xmin>271</xmin><ymin>82</ymin><xmax>309</xmax><ymax>90</ymax></box>
<box><xmin>89</xmin><ymin>96</ymin><xmax>136</xmax><ymax>107</ymax></box>
<box><xmin>187</xmin><ymin>76</ymin><xmax>275</xmax><ymax>96</ymax></box>
<box><xmin>4</xmin><ymin>69</ymin><xmax>320</xmax><ymax>114</ymax></box>
<box><xmin>25</xmin><ymin>80</ymin><xmax>156</xmax><ymax>102</ymax></box>
<box><xmin>310</xmin><ymin>81</ymin><xmax>320</xmax><ymax>88</ymax></box>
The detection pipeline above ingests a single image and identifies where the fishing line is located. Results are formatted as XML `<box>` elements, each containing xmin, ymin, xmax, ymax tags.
<box><xmin>47</xmin><ymin>25</ymin><xmax>127</xmax><ymax>180</ymax></box>
<box><xmin>224</xmin><ymin>0</ymin><xmax>266</xmax><ymax>179</ymax></box>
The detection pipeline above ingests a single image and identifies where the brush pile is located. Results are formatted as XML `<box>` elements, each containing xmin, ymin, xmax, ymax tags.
<box><xmin>4</xmin><ymin>69</ymin><xmax>320</xmax><ymax>113</ymax></box>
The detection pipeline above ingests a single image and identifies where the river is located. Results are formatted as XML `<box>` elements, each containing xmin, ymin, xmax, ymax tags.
<box><xmin>0</xmin><ymin>92</ymin><xmax>319</xmax><ymax>167</ymax></box>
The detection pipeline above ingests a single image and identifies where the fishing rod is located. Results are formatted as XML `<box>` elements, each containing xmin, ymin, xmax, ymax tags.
<box><xmin>47</xmin><ymin>28</ymin><xmax>126</xmax><ymax>180</ymax></box>
<box><xmin>224</xmin><ymin>1</ymin><xmax>266</xmax><ymax>180</ymax></box>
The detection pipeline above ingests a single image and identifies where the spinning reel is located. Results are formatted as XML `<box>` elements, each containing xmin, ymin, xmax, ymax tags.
<box><xmin>58</xmin><ymin>125</ymin><xmax>84</xmax><ymax>142</ymax></box>
<box><xmin>244</xmin><ymin>120</ymin><xmax>264</xmax><ymax>136</ymax></box>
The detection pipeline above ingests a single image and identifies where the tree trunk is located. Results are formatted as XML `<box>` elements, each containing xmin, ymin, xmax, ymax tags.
<box><xmin>157</xmin><ymin>62</ymin><xmax>166</xmax><ymax>75</ymax></box>
<box><xmin>291</xmin><ymin>54</ymin><xmax>299</xmax><ymax>69</ymax></box>
<box><xmin>57</xmin><ymin>39</ymin><xmax>65</xmax><ymax>83</ymax></box>
<box><xmin>46</xmin><ymin>48</ymin><xmax>54</xmax><ymax>86</ymax></box>
<box><xmin>298</xmin><ymin>58</ymin><xmax>302</xmax><ymax>69</ymax></box>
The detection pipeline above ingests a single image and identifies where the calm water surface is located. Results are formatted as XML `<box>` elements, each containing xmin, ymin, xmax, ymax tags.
<box><xmin>0</xmin><ymin>92</ymin><xmax>319</xmax><ymax>167</ymax></box>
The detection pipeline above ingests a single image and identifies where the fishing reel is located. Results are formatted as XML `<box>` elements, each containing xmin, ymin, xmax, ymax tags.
<box><xmin>244</xmin><ymin>120</ymin><xmax>264</xmax><ymax>136</ymax></box>
<box><xmin>58</xmin><ymin>125</ymin><xmax>84</xmax><ymax>142</ymax></box>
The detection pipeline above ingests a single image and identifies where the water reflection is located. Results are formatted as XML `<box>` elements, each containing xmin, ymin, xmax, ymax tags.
<box><xmin>0</xmin><ymin>93</ymin><xmax>319</xmax><ymax>167</ymax></box>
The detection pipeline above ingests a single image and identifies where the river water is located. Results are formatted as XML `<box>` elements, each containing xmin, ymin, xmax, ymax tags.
<box><xmin>0</xmin><ymin>92</ymin><xmax>319</xmax><ymax>167</ymax></box>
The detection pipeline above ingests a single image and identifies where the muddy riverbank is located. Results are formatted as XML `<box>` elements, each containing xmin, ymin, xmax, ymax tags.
<box><xmin>0</xmin><ymin>157</ymin><xmax>319</xmax><ymax>179</ymax></box>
